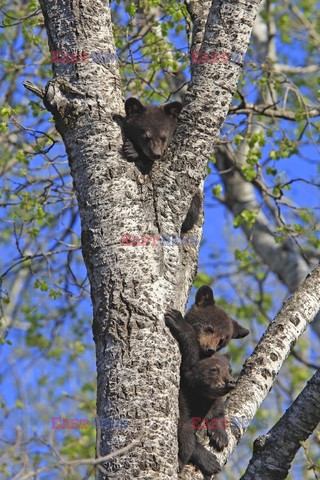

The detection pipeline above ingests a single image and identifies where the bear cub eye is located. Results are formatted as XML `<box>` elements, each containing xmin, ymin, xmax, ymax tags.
<box><xmin>210</xmin><ymin>367</ymin><xmax>219</xmax><ymax>374</ymax></box>
<box><xmin>143</xmin><ymin>131</ymin><xmax>151</xmax><ymax>140</ymax></box>
<box><xmin>205</xmin><ymin>326</ymin><xmax>214</xmax><ymax>334</ymax></box>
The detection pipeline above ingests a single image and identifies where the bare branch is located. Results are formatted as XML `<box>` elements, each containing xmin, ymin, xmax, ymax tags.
<box><xmin>228</xmin><ymin>103</ymin><xmax>320</xmax><ymax>120</ymax></box>
<box><xmin>212</xmin><ymin>265</ymin><xmax>320</xmax><ymax>470</ymax></box>
<box><xmin>240</xmin><ymin>369</ymin><xmax>320</xmax><ymax>480</ymax></box>
<box><xmin>22</xmin><ymin>80</ymin><xmax>45</xmax><ymax>99</ymax></box>
<box><xmin>273</xmin><ymin>64</ymin><xmax>320</xmax><ymax>74</ymax></box>
<box><xmin>14</xmin><ymin>432</ymin><xmax>143</xmax><ymax>480</ymax></box>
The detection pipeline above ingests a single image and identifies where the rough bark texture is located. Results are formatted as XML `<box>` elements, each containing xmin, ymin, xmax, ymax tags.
<box><xmin>241</xmin><ymin>369</ymin><xmax>320</xmax><ymax>480</ymax></box>
<box><xmin>214</xmin><ymin>8</ymin><xmax>320</xmax><ymax>337</ymax></box>
<box><xmin>209</xmin><ymin>265</ymin><xmax>320</xmax><ymax>470</ymax></box>
<box><xmin>215</xmin><ymin>145</ymin><xmax>320</xmax><ymax>332</ymax></box>
<box><xmin>37</xmin><ymin>0</ymin><xmax>263</xmax><ymax>479</ymax></box>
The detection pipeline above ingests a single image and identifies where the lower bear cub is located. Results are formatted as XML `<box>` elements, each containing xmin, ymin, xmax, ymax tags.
<box><xmin>165</xmin><ymin>309</ymin><xmax>236</xmax><ymax>480</ymax></box>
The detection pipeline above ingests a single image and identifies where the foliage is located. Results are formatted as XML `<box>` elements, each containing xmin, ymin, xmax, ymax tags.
<box><xmin>0</xmin><ymin>0</ymin><xmax>319</xmax><ymax>478</ymax></box>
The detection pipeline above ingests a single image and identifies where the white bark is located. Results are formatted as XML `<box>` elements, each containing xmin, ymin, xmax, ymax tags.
<box><xmin>38</xmin><ymin>2</ymin><xmax>188</xmax><ymax>478</ymax></box>
<box><xmin>212</xmin><ymin>265</ymin><xmax>320</xmax><ymax>470</ymax></box>
<box><xmin>241</xmin><ymin>369</ymin><xmax>320</xmax><ymax>480</ymax></box>
<box><xmin>36</xmin><ymin>0</ymin><xmax>263</xmax><ymax>478</ymax></box>
<box><xmin>215</xmin><ymin>6</ymin><xmax>320</xmax><ymax>337</ymax></box>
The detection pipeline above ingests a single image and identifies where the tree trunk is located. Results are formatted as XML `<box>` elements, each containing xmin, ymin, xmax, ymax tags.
<box><xmin>215</xmin><ymin>144</ymin><xmax>319</xmax><ymax>310</ymax></box>
<box><xmin>214</xmin><ymin>5</ymin><xmax>320</xmax><ymax>337</ymax></box>
<box><xmin>37</xmin><ymin>0</ymin><xmax>263</xmax><ymax>478</ymax></box>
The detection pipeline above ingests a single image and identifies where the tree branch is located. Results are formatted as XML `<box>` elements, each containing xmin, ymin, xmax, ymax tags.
<box><xmin>228</xmin><ymin>103</ymin><xmax>320</xmax><ymax>120</ymax></box>
<box><xmin>240</xmin><ymin>369</ymin><xmax>320</xmax><ymax>480</ymax></box>
<box><xmin>13</xmin><ymin>432</ymin><xmax>143</xmax><ymax>480</ymax></box>
<box><xmin>37</xmin><ymin>0</ymin><xmax>265</xmax><ymax>478</ymax></box>
<box><xmin>22</xmin><ymin>80</ymin><xmax>45</xmax><ymax>99</ymax></box>
<box><xmin>211</xmin><ymin>264</ymin><xmax>320</xmax><ymax>470</ymax></box>
<box><xmin>273</xmin><ymin>64</ymin><xmax>320</xmax><ymax>74</ymax></box>
<box><xmin>215</xmin><ymin>143</ymin><xmax>320</xmax><ymax>337</ymax></box>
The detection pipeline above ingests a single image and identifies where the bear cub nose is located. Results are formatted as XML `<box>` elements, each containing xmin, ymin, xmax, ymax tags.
<box><xmin>207</xmin><ymin>348</ymin><xmax>216</xmax><ymax>355</ymax></box>
<box><xmin>227</xmin><ymin>379</ymin><xmax>236</xmax><ymax>389</ymax></box>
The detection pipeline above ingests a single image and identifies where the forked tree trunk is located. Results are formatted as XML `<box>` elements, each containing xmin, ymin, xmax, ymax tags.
<box><xmin>37</xmin><ymin>0</ymin><xmax>263</xmax><ymax>478</ymax></box>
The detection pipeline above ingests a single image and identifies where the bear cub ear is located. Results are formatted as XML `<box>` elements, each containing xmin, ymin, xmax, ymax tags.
<box><xmin>232</xmin><ymin>320</ymin><xmax>249</xmax><ymax>339</ymax></box>
<box><xmin>163</xmin><ymin>101</ymin><xmax>183</xmax><ymax>118</ymax></box>
<box><xmin>125</xmin><ymin>97</ymin><xmax>145</xmax><ymax>116</ymax></box>
<box><xmin>223</xmin><ymin>352</ymin><xmax>232</xmax><ymax>360</ymax></box>
<box><xmin>195</xmin><ymin>285</ymin><xmax>215</xmax><ymax>307</ymax></box>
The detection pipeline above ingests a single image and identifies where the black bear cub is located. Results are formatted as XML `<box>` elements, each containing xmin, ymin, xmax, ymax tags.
<box><xmin>122</xmin><ymin>97</ymin><xmax>202</xmax><ymax>234</ymax></box>
<box><xmin>165</xmin><ymin>309</ymin><xmax>236</xmax><ymax>480</ymax></box>
<box><xmin>185</xmin><ymin>285</ymin><xmax>249</xmax><ymax>355</ymax></box>
<box><xmin>123</xmin><ymin>97</ymin><xmax>182</xmax><ymax>172</ymax></box>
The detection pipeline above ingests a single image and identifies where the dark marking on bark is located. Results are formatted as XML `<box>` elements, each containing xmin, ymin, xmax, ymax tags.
<box><xmin>290</xmin><ymin>315</ymin><xmax>301</xmax><ymax>326</ymax></box>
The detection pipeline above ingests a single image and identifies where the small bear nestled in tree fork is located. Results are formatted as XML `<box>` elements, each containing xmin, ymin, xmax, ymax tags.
<box><xmin>123</xmin><ymin>97</ymin><xmax>182</xmax><ymax>171</ymax></box>
<box><xmin>122</xmin><ymin>97</ymin><xmax>201</xmax><ymax>234</ymax></box>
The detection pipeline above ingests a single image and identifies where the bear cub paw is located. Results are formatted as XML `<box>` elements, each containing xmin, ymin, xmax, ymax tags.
<box><xmin>209</xmin><ymin>428</ymin><xmax>229</xmax><ymax>451</ymax></box>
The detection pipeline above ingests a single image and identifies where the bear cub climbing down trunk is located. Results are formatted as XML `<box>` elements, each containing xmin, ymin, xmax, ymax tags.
<box><xmin>165</xmin><ymin>285</ymin><xmax>249</xmax><ymax>479</ymax></box>
<box><xmin>165</xmin><ymin>309</ymin><xmax>236</xmax><ymax>480</ymax></box>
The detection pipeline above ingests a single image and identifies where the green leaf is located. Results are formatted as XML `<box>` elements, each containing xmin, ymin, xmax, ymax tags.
<box><xmin>234</xmin><ymin>248</ymin><xmax>248</xmax><ymax>261</ymax></box>
<box><xmin>234</xmin><ymin>210</ymin><xmax>257</xmax><ymax>229</ymax></box>
<box><xmin>194</xmin><ymin>272</ymin><xmax>213</xmax><ymax>287</ymax></box>
<box><xmin>0</xmin><ymin>122</ymin><xmax>7</xmax><ymax>133</ymax></box>
<box><xmin>27</xmin><ymin>0</ymin><xmax>38</xmax><ymax>12</ymax></box>
<box><xmin>241</xmin><ymin>165</ymin><xmax>257</xmax><ymax>181</ymax></box>
<box><xmin>125</xmin><ymin>2</ymin><xmax>137</xmax><ymax>16</ymax></box>
<box><xmin>0</xmin><ymin>106</ymin><xmax>13</xmax><ymax>118</ymax></box>
<box><xmin>234</xmin><ymin>134</ymin><xmax>244</xmax><ymax>146</ymax></box>
<box><xmin>212</xmin><ymin>184</ymin><xmax>222</xmax><ymax>197</ymax></box>
<box><xmin>49</xmin><ymin>289</ymin><xmax>62</xmax><ymax>300</ymax></box>
<box><xmin>16</xmin><ymin>150</ymin><xmax>28</xmax><ymax>164</ymax></box>
<box><xmin>266</xmin><ymin>166</ymin><xmax>277</xmax><ymax>176</ymax></box>
<box><xmin>34</xmin><ymin>279</ymin><xmax>48</xmax><ymax>291</ymax></box>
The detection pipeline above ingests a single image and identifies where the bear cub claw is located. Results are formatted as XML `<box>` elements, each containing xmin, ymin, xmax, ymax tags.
<box><xmin>209</xmin><ymin>428</ymin><xmax>229</xmax><ymax>451</ymax></box>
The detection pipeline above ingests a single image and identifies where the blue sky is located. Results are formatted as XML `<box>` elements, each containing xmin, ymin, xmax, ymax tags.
<box><xmin>0</xmin><ymin>3</ymin><xmax>319</xmax><ymax>479</ymax></box>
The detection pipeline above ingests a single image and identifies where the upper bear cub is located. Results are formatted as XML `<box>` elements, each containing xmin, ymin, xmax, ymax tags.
<box><xmin>185</xmin><ymin>285</ymin><xmax>249</xmax><ymax>355</ymax></box>
<box><xmin>122</xmin><ymin>97</ymin><xmax>201</xmax><ymax>233</ymax></box>
<box><xmin>165</xmin><ymin>309</ymin><xmax>236</xmax><ymax>480</ymax></box>
<box><xmin>123</xmin><ymin>97</ymin><xmax>182</xmax><ymax>172</ymax></box>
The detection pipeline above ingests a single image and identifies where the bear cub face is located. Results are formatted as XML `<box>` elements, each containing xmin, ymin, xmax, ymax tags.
<box><xmin>187</xmin><ymin>352</ymin><xmax>236</xmax><ymax>400</ymax></box>
<box><xmin>185</xmin><ymin>285</ymin><xmax>249</xmax><ymax>356</ymax></box>
<box><xmin>123</xmin><ymin>97</ymin><xmax>182</xmax><ymax>163</ymax></box>
<box><xmin>164</xmin><ymin>308</ymin><xmax>240</xmax><ymax>477</ymax></box>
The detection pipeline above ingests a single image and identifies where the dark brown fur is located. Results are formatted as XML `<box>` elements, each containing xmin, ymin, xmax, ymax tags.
<box><xmin>165</xmin><ymin>309</ymin><xmax>236</xmax><ymax>479</ymax></box>
<box><xmin>181</xmin><ymin>192</ymin><xmax>202</xmax><ymax>234</ymax></box>
<box><xmin>185</xmin><ymin>285</ymin><xmax>249</xmax><ymax>356</ymax></box>
<box><xmin>123</xmin><ymin>97</ymin><xmax>182</xmax><ymax>173</ymax></box>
